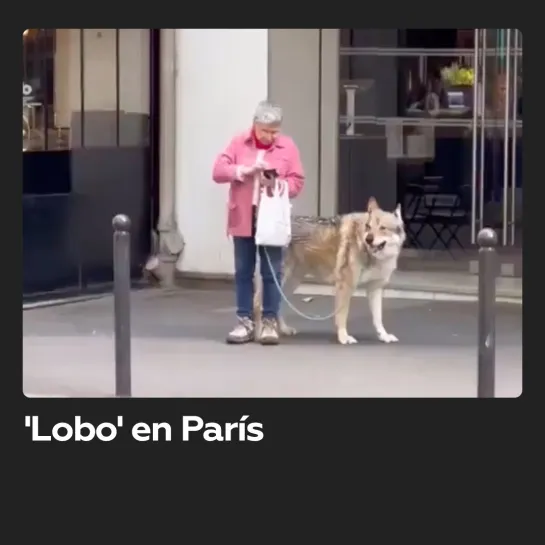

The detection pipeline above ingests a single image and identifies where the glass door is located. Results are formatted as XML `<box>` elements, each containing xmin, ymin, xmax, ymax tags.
<box><xmin>473</xmin><ymin>29</ymin><xmax>522</xmax><ymax>273</ymax></box>
<box><xmin>338</xmin><ymin>30</ymin><xmax>477</xmax><ymax>272</ymax></box>
<box><xmin>336</xmin><ymin>29</ymin><xmax>522</xmax><ymax>275</ymax></box>
<box><xmin>510</xmin><ymin>30</ymin><xmax>523</xmax><ymax>255</ymax></box>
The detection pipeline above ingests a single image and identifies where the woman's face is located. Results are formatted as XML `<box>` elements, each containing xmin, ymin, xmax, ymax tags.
<box><xmin>254</xmin><ymin>122</ymin><xmax>281</xmax><ymax>146</ymax></box>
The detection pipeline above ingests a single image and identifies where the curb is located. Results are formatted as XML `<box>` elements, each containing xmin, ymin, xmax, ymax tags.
<box><xmin>174</xmin><ymin>273</ymin><xmax>521</xmax><ymax>304</ymax></box>
<box><xmin>22</xmin><ymin>282</ymin><xmax>150</xmax><ymax>311</ymax></box>
<box><xmin>295</xmin><ymin>284</ymin><xmax>522</xmax><ymax>305</ymax></box>
<box><xmin>25</xmin><ymin>394</ymin><xmax>68</xmax><ymax>398</ymax></box>
<box><xmin>25</xmin><ymin>394</ymin><xmax>124</xmax><ymax>398</ymax></box>
<box><xmin>22</xmin><ymin>283</ymin><xmax>522</xmax><ymax>309</ymax></box>
<box><xmin>23</xmin><ymin>294</ymin><xmax>110</xmax><ymax>311</ymax></box>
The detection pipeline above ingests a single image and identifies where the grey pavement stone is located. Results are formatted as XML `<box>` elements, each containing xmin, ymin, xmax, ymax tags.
<box><xmin>23</xmin><ymin>288</ymin><xmax>522</xmax><ymax>398</ymax></box>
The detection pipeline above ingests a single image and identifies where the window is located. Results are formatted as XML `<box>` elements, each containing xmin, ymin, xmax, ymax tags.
<box><xmin>23</xmin><ymin>29</ymin><xmax>58</xmax><ymax>151</ymax></box>
<box><xmin>23</xmin><ymin>29</ymin><xmax>150</xmax><ymax>152</ymax></box>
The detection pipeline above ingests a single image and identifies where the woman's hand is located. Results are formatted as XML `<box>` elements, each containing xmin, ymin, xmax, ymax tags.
<box><xmin>238</xmin><ymin>160</ymin><xmax>269</xmax><ymax>179</ymax></box>
<box><xmin>254</xmin><ymin>159</ymin><xmax>269</xmax><ymax>171</ymax></box>
<box><xmin>237</xmin><ymin>165</ymin><xmax>257</xmax><ymax>178</ymax></box>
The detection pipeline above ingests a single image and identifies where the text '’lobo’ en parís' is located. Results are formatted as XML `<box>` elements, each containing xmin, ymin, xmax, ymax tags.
<box><xmin>24</xmin><ymin>415</ymin><xmax>264</xmax><ymax>442</ymax></box>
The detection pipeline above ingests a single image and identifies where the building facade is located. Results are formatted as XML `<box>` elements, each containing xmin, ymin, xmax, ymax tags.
<box><xmin>23</xmin><ymin>29</ymin><xmax>522</xmax><ymax>296</ymax></box>
<box><xmin>174</xmin><ymin>28</ymin><xmax>522</xmax><ymax>278</ymax></box>
<box><xmin>23</xmin><ymin>29</ymin><xmax>160</xmax><ymax>296</ymax></box>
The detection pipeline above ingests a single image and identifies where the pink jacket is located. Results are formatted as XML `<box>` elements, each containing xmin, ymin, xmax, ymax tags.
<box><xmin>212</xmin><ymin>129</ymin><xmax>305</xmax><ymax>237</ymax></box>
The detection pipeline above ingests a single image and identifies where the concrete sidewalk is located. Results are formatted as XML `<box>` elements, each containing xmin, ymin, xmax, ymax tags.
<box><xmin>23</xmin><ymin>288</ymin><xmax>523</xmax><ymax>398</ymax></box>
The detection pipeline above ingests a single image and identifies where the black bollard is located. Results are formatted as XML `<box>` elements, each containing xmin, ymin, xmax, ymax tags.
<box><xmin>112</xmin><ymin>214</ymin><xmax>132</xmax><ymax>397</ymax></box>
<box><xmin>477</xmin><ymin>228</ymin><xmax>498</xmax><ymax>398</ymax></box>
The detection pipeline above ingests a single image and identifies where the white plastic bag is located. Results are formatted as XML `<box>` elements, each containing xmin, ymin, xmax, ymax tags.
<box><xmin>255</xmin><ymin>180</ymin><xmax>292</xmax><ymax>247</ymax></box>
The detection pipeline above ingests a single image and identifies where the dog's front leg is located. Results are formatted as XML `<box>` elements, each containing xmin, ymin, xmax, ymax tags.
<box><xmin>367</xmin><ymin>282</ymin><xmax>398</xmax><ymax>343</ymax></box>
<box><xmin>335</xmin><ymin>276</ymin><xmax>359</xmax><ymax>345</ymax></box>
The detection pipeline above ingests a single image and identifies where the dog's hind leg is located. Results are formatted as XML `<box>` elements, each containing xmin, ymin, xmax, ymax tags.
<box><xmin>367</xmin><ymin>281</ymin><xmax>398</xmax><ymax>343</ymax></box>
<box><xmin>277</xmin><ymin>266</ymin><xmax>304</xmax><ymax>336</ymax></box>
<box><xmin>253</xmin><ymin>271</ymin><xmax>264</xmax><ymax>338</ymax></box>
<box><xmin>254</xmin><ymin>260</ymin><xmax>301</xmax><ymax>338</ymax></box>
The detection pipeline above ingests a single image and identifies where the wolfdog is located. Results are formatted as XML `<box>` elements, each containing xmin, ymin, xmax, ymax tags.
<box><xmin>254</xmin><ymin>197</ymin><xmax>406</xmax><ymax>345</ymax></box>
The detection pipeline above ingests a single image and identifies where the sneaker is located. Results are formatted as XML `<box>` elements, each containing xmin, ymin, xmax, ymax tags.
<box><xmin>226</xmin><ymin>317</ymin><xmax>255</xmax><ymax>344</ymax></box>
<box><xmin>259</xmin><ymin>318</ymin><xmax>279</xmax><ymax>345</ymax></box>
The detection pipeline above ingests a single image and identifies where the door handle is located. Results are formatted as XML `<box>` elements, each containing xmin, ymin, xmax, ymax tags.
<box><xmin>343</xmin><ymin>85</ymin><xmax>358</xmax><ymax>136</ymax></box>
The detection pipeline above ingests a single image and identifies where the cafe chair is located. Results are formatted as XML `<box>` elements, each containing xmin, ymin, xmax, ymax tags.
<box><xmin>401</xmin><ymin>175</ymin><xmax>443</xmax><ymax>249</ymax></box>
<box><xmin>406</xmin><ymin>184</ymin><xmax>471</xmax><ymax>256</ymax></box>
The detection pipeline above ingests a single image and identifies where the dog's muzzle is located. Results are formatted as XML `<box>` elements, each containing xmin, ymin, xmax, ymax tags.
<box><xmin>369</xmin><ymin>241</ymin><xmax>386</xmax><ymax>252</ymax></box>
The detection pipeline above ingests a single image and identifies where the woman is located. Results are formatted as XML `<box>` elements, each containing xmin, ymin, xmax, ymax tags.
<box><xmin>212</xmin><ymin>101</ymin><xmax>305</xmax><ymax>345</ymax></box>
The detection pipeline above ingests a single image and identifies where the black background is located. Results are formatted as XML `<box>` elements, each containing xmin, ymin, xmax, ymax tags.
<box><xmin>11</xmin><ymin>19</ymin><xmax>534</xmax><ymax>539</ymax></box>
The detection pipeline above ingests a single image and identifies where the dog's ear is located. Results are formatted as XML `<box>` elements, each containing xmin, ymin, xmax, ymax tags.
<box><xmin>394</xmin><ymin>203</ymin><xmax>402</xmax><ymax>220</ymax></box>
<box><xmin>367</xmin><ymin>197</ymin><xmax>378</xmax><ymax>212</ymax></box>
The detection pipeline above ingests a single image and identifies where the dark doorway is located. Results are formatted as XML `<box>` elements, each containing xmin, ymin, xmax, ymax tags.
<box><xmin>23</xmin><ymin>29</ymin><xmax>160</xmax><ymax>298</ymax></box>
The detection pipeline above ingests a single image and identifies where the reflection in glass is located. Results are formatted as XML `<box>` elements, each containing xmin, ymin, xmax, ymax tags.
<box><xmin>337</xmin><ymin>29</ymin><xmax>522</xmax><ymax>262</ymax></box>
<box><xmin>22</xmin><ymin>29</ymin><xmax>152</xmax><ymax>152</ymax></box>
<box><xmin>23</xmin><ymin>29</ymin><xmax>73</xmax><ymax>152</ymax></box>
<box><xmin>118</xmin><ymin>29</ymin><xmax>151</xmax><ymax>147</ymax></box>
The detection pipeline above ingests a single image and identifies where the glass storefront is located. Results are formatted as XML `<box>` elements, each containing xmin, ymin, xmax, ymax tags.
<box><xmin>23</xmin><ymin>29</ymin><xmax>153</xmax><ymax>157</ymax></box>
<box><xmin>23</xmin><ymin>29</ymin><xmax>159</xmax><ymax>296</ymax></box>
<box><xmin>336</xmin><ymin>29</ymin><xmax>522</xmax><ymax>275</ymax></box>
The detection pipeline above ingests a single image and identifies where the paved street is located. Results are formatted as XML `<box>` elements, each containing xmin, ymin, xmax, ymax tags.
<box><xmin>23</xmin><ymin>288</ymin><xmax>522</xmax><ymax>398</ymax></box>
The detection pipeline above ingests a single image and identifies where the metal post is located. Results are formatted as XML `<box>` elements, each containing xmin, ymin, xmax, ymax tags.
<box><xmin>112</xmin><ymin>214</ymin><xmax>132</xmax><ymax>397</ymax></box>
<box><xmin>477</xmin><ymin>228</ymin><xmax>498</xmax><ymax>398</ymax></box>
